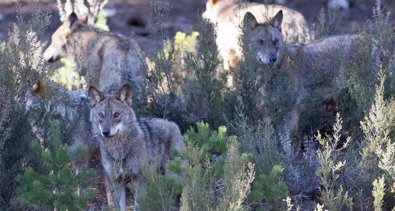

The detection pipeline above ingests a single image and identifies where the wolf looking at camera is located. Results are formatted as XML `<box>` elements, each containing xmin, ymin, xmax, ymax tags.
<box><xmin>242</xmin><ymin>11</ymin><xmax>387</xmax><ymax>132</ymax></box>
<box><xmin>203</xmin><ymin>0</ymin><xmax>310</xmax><ymax>70</ymax></box>
<box><xmin>88</xmin><ymin>84</ymin><xmax>186</xmax><ymax>211</ymax></box>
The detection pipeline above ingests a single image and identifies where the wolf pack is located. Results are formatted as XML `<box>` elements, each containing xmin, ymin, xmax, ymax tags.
<box><xmin>19</xmin><ymin>0</ymin><xmax>393</xmax><ymax>210</ymax></box>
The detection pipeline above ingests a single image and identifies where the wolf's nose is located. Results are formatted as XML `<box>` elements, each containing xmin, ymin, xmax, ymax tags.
<box><xmin>47</xmin><ymin>57</ymin><xmax>54</xmax><ymax>63</ymax></box>
<box><xmin>102</xmin><ymin>131</ymin><xmax>111</xmax><ymax>137</ymax></box>
<box><xmin>269</xmin><ymin>55</ymin><xmax>277</xmax><ymax>63</ymax></box>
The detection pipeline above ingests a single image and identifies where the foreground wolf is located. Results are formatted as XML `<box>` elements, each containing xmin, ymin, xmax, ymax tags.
<box><xmin>43</xmin><ymin>13</ymin><xmax>146</xmax><ymax>96</ymax></box>
<box><xmin>242</xmin><ymin>11</ymin><xmax>373</xmax><ymax>131</ymax></box>
<box><xmin>202</xmin><ymin>0</ymin><xmax>310</xmax><ymax>70</ymax></box>
<box><xmin>88</xmin><ymin>84</ymin><xmax>186</xmax><ymax>211</ymax></box>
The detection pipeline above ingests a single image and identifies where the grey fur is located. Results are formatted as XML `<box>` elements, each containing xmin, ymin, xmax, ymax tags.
<box><xmin>89</xmin><ymin>85</ymin><xmax>185</xmax><ymax>211</ymax></box>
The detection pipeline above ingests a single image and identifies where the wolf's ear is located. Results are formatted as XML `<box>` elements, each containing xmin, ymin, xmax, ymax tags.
<box><xmin>243</xmin><ymin>12</ymin><xmax>258</xmax><ymax>33</ymax></box>
<box><xmin>68</xmin><ymin>12</ymin><xmax>79</xmax><ymax>31</ymax></box>
<box><xmin>208</xmin><ymin>0</ymin><xmax>217</xmax><ymax>5</ymax></box>
<box><xmin>32</xmin><ymin>80</ymin><xmax>45</xmax><ymax>98</ymax></box>
<box><xmin>116</xmin><ymin>84</ymin><xmax>132</xmax><ymax>107</ymax></box>
<box><xmin>270</xmin><ymin>10</ymin><xmax>283</xmax><ymax>31</ymax></box>
<box><xmin>88</xmin><ymin>86</ymin><xmax>105</xmax><ymax>107</ymax></box>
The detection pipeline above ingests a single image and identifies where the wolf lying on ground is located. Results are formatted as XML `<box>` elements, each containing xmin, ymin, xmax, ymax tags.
<box><xmin>43</xmin><ymin>12</ymin><xmax>146</xmax><ymax>96</ymax></box>
<box><xmin>242</xmin><ymin>11</ymin><xmax>383</xmax><ymax>132</ymax></box>
<box><xmin>88</xmin><ymin>84</ymin><xmax>186</xmax><ymax>211</ymax></box>
<box><xmin>202</xmin><ymin>0</ymin><xmax>310</xmax><ymax>70</ymax></box>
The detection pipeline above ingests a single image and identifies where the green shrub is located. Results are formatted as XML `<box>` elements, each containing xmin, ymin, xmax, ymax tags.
<box><xmin>16</xmin><ymin>120</ymin><xmax>95</xmax><ymax>210</ymax></box>
<box><xmin>0</xmin><ymin>4</ymin><xmax>51</xmax><ymax>208</ymax></box>
<box><xmin>180</xmin><ymin>123</ymin><xmax>255</xmax><ymax>211</ymax></box>
<box><xmin>249</xmin><ymin>165</ymin><xmax>288</xmax><ymax>210</ymax></box>
<box><xmin>139</xmin><ymin>160</ymin><xmax>182</xmax><ymax>211</ymax></box>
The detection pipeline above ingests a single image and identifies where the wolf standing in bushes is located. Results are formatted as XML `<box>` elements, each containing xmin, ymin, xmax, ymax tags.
<box><xmin>202</xmin><ymin>0</ymin><xmax>310</xmax><ymax>70</ymax></box>
<box><xmin>43</xmin><ymin>12</ymin><xmax>146</xmax><ymax>97</ymax></box>
<box><xmin>88</xmin><ymin>84</ymin><xmax>186</xmax><ymax>211</ymax></box>
<box><xmin>242</xmin><ymin>11</ymin><xmax>387</xmax><ymax>132</ymax></box>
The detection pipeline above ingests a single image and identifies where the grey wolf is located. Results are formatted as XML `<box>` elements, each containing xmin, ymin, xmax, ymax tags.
<box><xmin>88</xmin><ymin>84</ymin><xmax>186</xmax><ymax>211</ymax></box>
<box><xmin>17</xmin><ymin>80</ymin><xmax>129</xmax><ymax>207</ymax></box>
<box><xmin>202</xmin><ymin>0</ymin><xmax>310</xmax><ymax>70</ymax></box>
<box><xmin>43</xmin><ymin>12</ymin><xmax>146</xmax><ymax>96</ymax></box>
<box><xmin>18</xmin><ymin>80</ymin><xmax>98</xmax><ymax>156</ymax></box>
<box><xmin>16</xmin><ymin>80</ymin><xmax>105</xmax><ymax>200</ymax></box>
<box><xmin>243</xmin><ymin>11</ymin><xmax>368</xmax><ymax>131</ymax></box>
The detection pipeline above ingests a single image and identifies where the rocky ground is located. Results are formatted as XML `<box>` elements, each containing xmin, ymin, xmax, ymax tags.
<box><xmin>0</xmin><ymin>0</ymin><xmax>394</xmax><ymax>55</ymax></box>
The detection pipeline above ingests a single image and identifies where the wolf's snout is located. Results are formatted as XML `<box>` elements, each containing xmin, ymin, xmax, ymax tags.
<box><xmin>102</xmin><ymin>130</ymin><xmax>111</xmax><ymax>137</ymax></box>
<box><xmin>256</xmin><ymin>52</ymin><xmax>277</xmax><ymax>65</ymax></box>
<box><xmin>269</xmin><ymin>55</ymin><xmax>277</xmax><ymax>63</ymax></box>
<box><xmin>47</xmin><ymin>56</ymin><xmax>55</xmax><ymax>63</ymax></box>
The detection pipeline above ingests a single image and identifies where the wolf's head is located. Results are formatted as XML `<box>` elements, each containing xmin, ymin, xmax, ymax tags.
<box><xmin>43</xmin><ymin>13</ymin><xmax>86</xmax><ymax>63</ymax></box>
<box><xmin>242</xmin><ymin>11</ymin><xmax>284</xmax><ymax>66</ymax></box>
<box><xmin>88</xmin><ymin>84</ymin><xmax>136</xmax><ymax>139</ymax></box>
<box><xmin>17</xmin><ymin>80</ymin><xmax>87</xmax><ymax>119</ymax></box>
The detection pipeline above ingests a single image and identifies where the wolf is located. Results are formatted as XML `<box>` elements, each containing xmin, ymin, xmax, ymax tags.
<box><xmin>17</xmin><ymin>81</ymin><xmax>141</xmax><ymax>207</ymax></box>
<box><xmin>242</xmin><ymin>11</ymin><xmax>379</xmax><ymax>132</ymax></box>
<box><xmin>18</xmin><ymin>80</ymin><xmax>98</xmax><ymax>155</ymax></box>
<box><xmin>43</xmin><ymin>12</ymin><xmax>146</xmax><ymax>96</ymax></box>
<box><xmin>88</xmin><ymin>84</ymin><xmax>186</xmax><ymax>211</ymax></box>
<box><xmin>202</xmin><ymin>0</ymin><xmax>310</xmax><ymax>70</ymax></box>
<box><xmin>16</xmin><ymin>80</ymin><xmax>107</xmax><ymax>202</ymax></box>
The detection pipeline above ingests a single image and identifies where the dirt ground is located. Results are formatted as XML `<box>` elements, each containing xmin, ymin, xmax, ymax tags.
<box><xmin>0</xmin><ymin>0</ymin><xmax>394</xmax><ymax>54</ymax></box>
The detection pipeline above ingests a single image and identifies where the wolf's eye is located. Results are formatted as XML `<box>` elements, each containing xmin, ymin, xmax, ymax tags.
<box><xmin>98</xmin><ymin>113</ymin><xmax>104</xmax><ymax>118</ymax></box>
<box><xmin>114</xmin><ymin>112</ymin><xmax>120</xmax><ymax>118</ymax></box>
<box><xmin>272</xmin><ymin>38</ymin><xmax>278</xmax><ymax>45</ymax></box>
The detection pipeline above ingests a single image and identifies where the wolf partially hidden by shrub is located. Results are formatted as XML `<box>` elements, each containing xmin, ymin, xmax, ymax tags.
<box><xmin>241</xmin><ymin>10</ymin><xmax>391</xmax><ymax>133</ymax></box>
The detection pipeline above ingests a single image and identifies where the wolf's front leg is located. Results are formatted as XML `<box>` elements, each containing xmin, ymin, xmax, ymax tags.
<box><xmin>133</xmin><ymin>179</ymin><xmax>145</xmax><ymax>211</ymax></box>
<box><xmin>107</xmin><ymin>180</ymin><xmax>126</xmax><ymax>211</ymax></box>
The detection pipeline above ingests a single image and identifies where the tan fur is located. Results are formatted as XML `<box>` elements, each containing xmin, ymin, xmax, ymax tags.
<box><xmin>88</xmin><ymin>85</ymin><xmax>186</xmax><ymax>211</ymax></box>
<box><xmin>43</xmin><ymin>13</ymin><xmax>146</xmax><ymax>96</ymax></box>
<box><xmin>203</xmin><ymin>0</ymin><xmax>310</xmax><ymax>70</ymax></box>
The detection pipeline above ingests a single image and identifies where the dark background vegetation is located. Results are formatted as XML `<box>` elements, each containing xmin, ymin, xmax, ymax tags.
<box><xmin>0</xmin><ymin>0</ymin><xmax>394</xmax><ymax>53</ymax></box>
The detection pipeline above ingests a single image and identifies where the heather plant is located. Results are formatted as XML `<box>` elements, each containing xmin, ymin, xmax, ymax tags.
<box><xmin>0</xmin><ymin>4</ymin><xmax>51</xmax><ymax>208</ymax></box>
<box><xmin>179</xmin><ymin>146</ymin><xmax>213</xmax><ymax>211</ymax></box>
<box><xmin>183</xmin><ymin>19</ymin><xmax>228</xmax><ymax>128</ymax></box>
<box><xmin>16</xmin><ymin>120</ymin><xmax>96</xmax><ymax>210</ymax></box>
<box><xmin>147</xmin><ymin>5</ymin><xmax>229</xmax><ymax>131</ymax></box>
<box><xmin>340</xmin><ymin>0</ymin><xmax>394</xmax><ymax>116</ymax></box>
<box><xmin>139</xmin><ymin>160</ymin><xmax>182</xmax><ymax>211</ymax></box>
<box><xmin>233</xmin><ymin>112</ymin><xmax>281</xmax><ymax>175</ymax></box>
<box><xmin>217</xmin><ymin>144</ymin><xmax>255</xmax><ymax>211</ymax></box>
<box><xmin>372</xmin><ymin>176</ymin><xmax>386</xmax><ymax>211</ymax></box>
<box><xmin>310</xmin><ymin>8</ymin><xmax>341</xmax><ymax>40</ymax></box>
<box><xmin>358</xmin><ymin>70</ymin><xmax>395</xmax><ymax>209</ymax></box>
<box><xmin>360</xmin><ymin>71</ymin><xmax>394</xmax><ymax>180</ymax></box>
<box><xmin>180</xmin><ymin>143</ymin><xmax>254</xmax><ymax>211</ymax></box>
<box><xmin>315</xmin><ymin>113</ymin><xmax>353</xmax><ymax>211</ymax></box>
